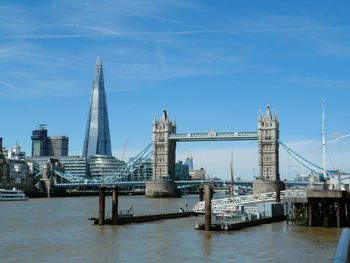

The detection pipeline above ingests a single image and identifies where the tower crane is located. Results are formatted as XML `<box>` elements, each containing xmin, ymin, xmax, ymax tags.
<box><xmin>121</xmin><ymin>138</ymin><xmax>129</xmax><ymax>162</ymax></box>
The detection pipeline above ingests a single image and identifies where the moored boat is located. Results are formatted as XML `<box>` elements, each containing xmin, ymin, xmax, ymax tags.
<box><xmin>0</xmin><ymin>188</ymin><xmax>29</xmax><ymax>201</ymax></box>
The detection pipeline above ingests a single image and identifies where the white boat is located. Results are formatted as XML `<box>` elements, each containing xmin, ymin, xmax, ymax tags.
<box><xmin>213</xmin><ymin>205</ymin><xmax>246</xmax><ymax>221</ymax></box>
<box><xmin>0</xmin><ymin>188</ymin><xmax>29</xmax><ymax>201</ymax></box>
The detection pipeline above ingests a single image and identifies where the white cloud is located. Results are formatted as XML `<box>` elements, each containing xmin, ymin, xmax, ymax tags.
<box><xmin>284</xmin><ymin>75</ymin><xmax>350</xmax><ymax>90</ymax></box>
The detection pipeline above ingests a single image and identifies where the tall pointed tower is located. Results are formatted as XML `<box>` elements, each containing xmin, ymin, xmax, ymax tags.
<box><xmin>146</xmin><ymin>109</ymin><xmax>179</xmax><ymax>198</ymax></box>
<box><xmin>82</xmin><ymin>58</ymin><xmax>112</xmax><ymax>157</ymax></box>
<box><xmin>253</xmin><ymin>105</ymin><xmax>284</xmax><ymax>194</ymax></box>
<box><xmin>152</xmin><ymin>109</ymin><xmax>177</xmax><ymax>180</ymax></box>
<box><xmin>257</xmin><ymin>105</ymin><xmax>279</xmax><ymax>181</ymax></box>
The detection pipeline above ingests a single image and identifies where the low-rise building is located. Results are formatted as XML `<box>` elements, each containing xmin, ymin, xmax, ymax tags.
<box><xmin>29</xmin><ymin>155</ymin><xmax>124</xmax><ymax>178</ymax></box>
<box><xmin>0</xmin><ymin>138</ymin><xmax>9</xmax><ymax>186</ymax></box>
<box><xmin>189</xmin><ymin>168</ymin><xmax>206</xmax><ymax>180</ymax></box>
<box><xmin>8</xmin><ymin>159</ymin><xmax>33</xmax><ymax>191</ymax></box>
<box><xmin>3</xmin><ymin>143</ymin><xmax>26</xmax><ymax>160</ymax></box>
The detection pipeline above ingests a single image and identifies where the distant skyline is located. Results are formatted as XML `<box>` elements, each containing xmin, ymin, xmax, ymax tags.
<box><xmin>1</xmin><ymin>0</ymin><xmax>350</xmax><ymax>180</ymax></box>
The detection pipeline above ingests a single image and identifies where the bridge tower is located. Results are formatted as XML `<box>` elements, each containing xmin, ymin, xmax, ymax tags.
<box><xmin>253</xmin><ymin>105</ymin><xmax>284</xmax><ymax>194</ymax></box>
<box><xmin>145</xmin><ymin>109</ymin><xmax>179</xmax><ymax>197</ymax></box>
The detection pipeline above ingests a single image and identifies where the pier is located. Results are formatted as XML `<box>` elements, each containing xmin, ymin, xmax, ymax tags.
<box><xmin>195</xmin><ymin>215</ymin><xmax>286</xmax><ymax>231</ymax></box>
<box><xmin>90</xmin><ymin>211</ymin><xmax>195</xmax><ymax>225</ymax></box>
<box><xmin>92</xmin><ymin>185</ymin><xmax>195</xmax><ymax>226</ymax></box>
<box><xmin>284</xmin><ymin>188</ymin><xmax>350</xmax><ymax>227</ymax></box>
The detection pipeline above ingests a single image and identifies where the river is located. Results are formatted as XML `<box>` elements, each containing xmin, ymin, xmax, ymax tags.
<box><xmin>0</xmin><ymin>195</ymin><xmax>340</xmax><ymax>263</ymax></box>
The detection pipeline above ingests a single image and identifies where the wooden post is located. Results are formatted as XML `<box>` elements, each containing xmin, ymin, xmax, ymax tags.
<box><xmin>199</xmin><ymin>187</ymin><xmax>204</xmax><ymax>202</ymax></box>
<box><xmin>112</xmin><ymin>186</ymin><xmax>118</xmax><ymax>225</ymax></box>
<box><xmin>336</xmin><ymin>199</ymin><xmax>341</xmax><ymax>228</ymax></box>
<box><xmin>276</xmin><ymin>188</ymin><xmax>281</xmax><ymax>202</ymax></box>
<box><xmin>346</xmin><ymin>200</ymin><xmax>350</xmax><ymax>227</ymax></box>
<box><xmin>308</xmin><ymin>200</ymin><xmax>313</xmax><ymax>227</ymax></box>
<box><xmin>204</xmin><ymin>185</ymin><xmax>212</xmax><ymax>231</ymax></box>
<box><xmin>99</xmin><ymin>186</ymin><xmax>106</xmax><ymax>226</ymax></box>
<box><xmin>341</xmin><ymin>200</ymin><xmax>346</xmax><ymax>228</ymax></box>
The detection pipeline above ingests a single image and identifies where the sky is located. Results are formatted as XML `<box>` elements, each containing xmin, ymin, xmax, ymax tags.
<box><xmin>1</xmin><ymin>0</ymin><xmax>350</xmax><ymax>180</ymax></box>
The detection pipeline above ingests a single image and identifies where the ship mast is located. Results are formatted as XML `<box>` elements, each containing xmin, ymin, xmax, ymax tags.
<box><xmin>230</xmin><ymin>148</ymin><xmax>234</xmax><ymax>195</ymax></box>
<box><xmin>322</xmin><ymin>100</ymin><xmax>326</xmax><ymax>181</ymax></box>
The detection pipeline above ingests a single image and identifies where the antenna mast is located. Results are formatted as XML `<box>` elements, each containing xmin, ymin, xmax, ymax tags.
<box><xmin>322</xmin><ymin>100</ymin><xmax>326</xmax><ymax>181</ymax></box>
<box><xmin>230</xmin><ymin>148</ymin><xmax>234</xmax><ymax>195</ymax></box>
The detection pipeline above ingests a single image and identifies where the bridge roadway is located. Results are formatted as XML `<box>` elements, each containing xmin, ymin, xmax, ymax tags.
<box><xmin>169</xmin><ymin>131</ymin><xmax>258</xmax><ymax>142</ymax></box>
<box><xmin>54</xmin><ymin>180</ymin><xmax>308</xmax><ymax>188</ymax></box>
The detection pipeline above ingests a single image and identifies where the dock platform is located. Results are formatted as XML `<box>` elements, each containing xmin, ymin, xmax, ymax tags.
<box><xmin>90</xmin><ymin>211</ymin><xmax>195</xmax><ymax>225</ymax></box>
<box><xmin>195</xmin><ymin>215</ymin><xmax>285</xmax><ymax>231</ymax></box>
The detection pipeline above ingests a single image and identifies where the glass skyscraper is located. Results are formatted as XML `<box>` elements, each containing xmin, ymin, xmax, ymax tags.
<box><xmin>82</xmin><ymin>58</ymin><xmax>112</xmax><ymax>157</ymax></box>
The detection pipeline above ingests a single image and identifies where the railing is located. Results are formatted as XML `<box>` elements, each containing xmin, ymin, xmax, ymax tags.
<box><xmin>282</xmin><ymin>189</ymin><xmax>307</xmax><ymax>198</ymax></box>
<box><xmin>332</xmin><ymin>228</ymin><xmax>350</xmax><ymax>263</ymax></box>
<box><xmin>192</xmin><ymin>190</ymin><xmax>306</xmax><ymax>213</ymax></box>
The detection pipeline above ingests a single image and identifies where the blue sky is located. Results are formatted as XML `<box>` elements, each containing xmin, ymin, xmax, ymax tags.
<box><xmin>1</xmin><ymin>0</ymin><xmax>350</xmax><ymax>180</ymax></box>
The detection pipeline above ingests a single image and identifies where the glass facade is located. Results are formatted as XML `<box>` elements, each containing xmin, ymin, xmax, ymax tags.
<box><xmin>82</xmin><ymin>58</ymin><xmax>112</xmax><ymax>157</ymax></box>
<box><xmin>46</xmin><ymin>136</ymin><xmax>69</xmax><ymax>156</ymax></box>
<box><xmin>131</xmin><ymin>158</ymin><xmax>153</xmax><ymax>181</ymax></box>
<box><xmin>88</xmin><ymin>155</ymin><xmax>124</xmax><ymax>177</ymax></box>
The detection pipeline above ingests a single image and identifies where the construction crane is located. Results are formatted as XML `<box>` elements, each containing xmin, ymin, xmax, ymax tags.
<box><xmin>121</xmin><ymin>138</ymin><xmax>129</xmax><ymax>162</ymax></box>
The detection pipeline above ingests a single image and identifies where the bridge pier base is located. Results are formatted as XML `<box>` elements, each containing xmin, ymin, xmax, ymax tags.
<box><xmin>253</xmin><ymin>180</ymin><xmax>285</xmax><ymax>195</ymax></box>
<box><xmin>145</xmin><ymin>180</ymin><xmax>180</xmax><ymax>198</ymax></box>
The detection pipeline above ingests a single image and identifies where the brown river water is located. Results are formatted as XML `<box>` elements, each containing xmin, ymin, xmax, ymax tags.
<box><xmin>0</xmin><ymin>195</ymin><xmax>341</xmax><ymax>263</ymax></box>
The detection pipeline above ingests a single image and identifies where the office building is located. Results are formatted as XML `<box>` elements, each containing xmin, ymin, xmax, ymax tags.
<box><xmin>175</xmin><ymin>161</ymin><xmax>190</xmax><ymax>180</ymax></box>
<box><xmin>46</xmin><ymin>136</ymin><xmax>68</xmax><ymax>156</ymax></box>
<box><xmin>184</xmin><ymin>156</ymin><xmax>193</xmax><ymax>171</ymax></box>
<box><xmin>31</xmin><ymin>125</ymin><xmax>48</xmax><ymax>157</ymax></box>
<box><xmin>31</xmin><ymin>126</ymin><xmax>69</xmax><ymax>157</ymax></box>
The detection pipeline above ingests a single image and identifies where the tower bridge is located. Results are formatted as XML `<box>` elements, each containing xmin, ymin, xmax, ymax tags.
<box><xmin>146</xmin><ymin>106</ymin><xmax>283</xmax><ymax>197</ymax></box>
<box><xmin>49</xmin><ymin>103</ymin><xmax>320</xmax><ymax>196</ymax></box>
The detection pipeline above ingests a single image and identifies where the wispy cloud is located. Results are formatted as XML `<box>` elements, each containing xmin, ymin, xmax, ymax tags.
<box><xmin>0</xmin><ymin>77</ymin><xmax>85</xmax><ymax>100</ymax></box>
<box><xmin>56</xmin><ymin>23</ymin><xmax>121</xmax><ymax>36</ymax></box>
<box><xmin>137</xmin><ymin>13</ymin><xmax>194</xmax><ymax>28</ymax></box>
<box><xmin>155</xmin><ymin>46</ymin><xmax>171</xmax><ymax>78</ymax></box>
<box><xmin>0</xmin><ymin>34</ymin><xmax>106</xmax><ymax>40</ymax></box>
<box><xmin>284</xmin><ymin>75</ymin><xmax>350</xmax><ymax>90</ymax></box>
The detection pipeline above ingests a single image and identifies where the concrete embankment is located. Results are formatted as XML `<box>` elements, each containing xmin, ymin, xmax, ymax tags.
<box><xmin>91</xmin><ymin>211</ymin><xmax>195</xmax><ymax>225</ymax></box>
<box><xmin>195</xmin><ymin>215</ymin><xmax>286</xmax><ymax>231</ymax></box>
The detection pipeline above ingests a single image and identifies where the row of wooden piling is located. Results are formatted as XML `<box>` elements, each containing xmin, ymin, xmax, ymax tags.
<box><xmin>98</xmin><ymin>186</ymin><xmax>119</xmax><ymax>225</ymax></box>
<box><xmin>98</xmin><ymin>184</ymin><xmax>213</xmax><ymax>227</ymax></box>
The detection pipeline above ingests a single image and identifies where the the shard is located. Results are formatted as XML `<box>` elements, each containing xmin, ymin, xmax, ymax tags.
<box><xmin>82</xmin><ymin>57</ymin><xmax>112</xmax><ymax>157</ymax></box>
